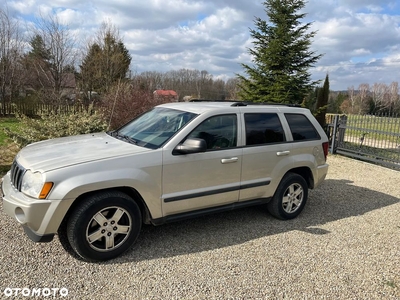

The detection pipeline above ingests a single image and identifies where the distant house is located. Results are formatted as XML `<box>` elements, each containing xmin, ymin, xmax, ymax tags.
<box><xmin>60</xmin><ymin>73</ymin><xmax>77</xmax><ymax>101</ymax></box>
<box><xmin>153</xmin><ymin>89</ymin><xmax>179</xmax><ymax>102</ymax></box>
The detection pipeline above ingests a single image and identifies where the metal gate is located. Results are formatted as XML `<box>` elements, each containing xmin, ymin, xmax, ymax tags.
<box><xmin>326</xmin><ymin>114</ymin><xmax>400</xmax><ymax>170</ymax></box>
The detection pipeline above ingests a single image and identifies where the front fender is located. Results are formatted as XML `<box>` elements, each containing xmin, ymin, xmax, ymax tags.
<box><xmin>45</xmin><ymin>152</ymin><xmax>163</xmax><ymax>226</ymax></box>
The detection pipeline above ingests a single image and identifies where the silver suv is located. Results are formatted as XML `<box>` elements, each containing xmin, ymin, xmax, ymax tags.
<box><xmin>1</xmin><ymin>101</ymin><xmax>329</xmax><ymax>261</ymax></box>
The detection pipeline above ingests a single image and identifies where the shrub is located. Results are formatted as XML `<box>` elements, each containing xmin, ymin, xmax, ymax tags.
<box><xmin>5</xmin><ymin>106</ymin><xmax>108</xmax><ymax>147</ymax></box>
<box><xmin>100</xmin><ymin>82</ymin><xmax>170</xmax><ymax>130</ymax></box>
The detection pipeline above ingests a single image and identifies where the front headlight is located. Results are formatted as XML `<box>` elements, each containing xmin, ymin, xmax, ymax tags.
<box><xmin>21</xmin><ymin>171</ymin><xmax>53</xmax><ymax>199</ymax></box>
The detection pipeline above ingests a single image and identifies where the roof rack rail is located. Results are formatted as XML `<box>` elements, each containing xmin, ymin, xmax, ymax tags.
<box><xmin>189</xmin><ymin>99</ymin><xmax>235</xmax><ymax>102</ymax></box>
<box><xmin>188</xmin><ymin>99</ymin><xmax>302</xmax><ymax>108</ymax></box>
<box><xmin>231</xmin><ymin>102</ymin><xmax>247</xmax><ymax>107</ymax></box>
<box><xmin>249</xmin><ymin>102</ymin><xmax>302</xmax><ymax>107</ymax></box>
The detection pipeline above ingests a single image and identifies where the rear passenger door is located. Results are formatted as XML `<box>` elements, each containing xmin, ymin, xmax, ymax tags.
<box><xmin>239</xmin><ymin>112</ymin><xmax>292</xmax><ymax>201</ymax></box>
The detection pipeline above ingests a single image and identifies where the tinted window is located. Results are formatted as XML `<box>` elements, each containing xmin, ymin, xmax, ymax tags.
<box><xmin>285</xmin><ymin>113</ymin><xmax>320</xmax><ymax>141</ymax></box>
<box><xmin>187</xmin><ymin>115</ymin><xmax>237</xmax><ymax>150</ymax></box>
<box><xmin>244</xmin><ymin>113</ymin><xmax>285</xmax><ymax>146</ymax></box>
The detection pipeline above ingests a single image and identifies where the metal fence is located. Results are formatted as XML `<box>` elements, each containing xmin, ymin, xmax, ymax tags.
<box><xmin>326</xmin><ymin>114</ymin><xmax>400</xmax><ymax>170</ymax></box>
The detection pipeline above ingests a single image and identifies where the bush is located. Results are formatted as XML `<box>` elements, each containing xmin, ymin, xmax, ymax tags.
<box><xmin>5</xmin><ymin>107</ymin><xmax>108</xmax><ymax>147</ymax></box>
<box><xmin>100</xmin><ymin>82</ymin><xmax>171</xmax><ymax>130</ymax></box>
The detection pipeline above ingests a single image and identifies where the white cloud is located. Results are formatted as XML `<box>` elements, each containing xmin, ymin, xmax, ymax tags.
<box><xmin>2</xmin><ymin>0</ymin><xmax>400</xmax><ymax>90</ymax></box>
<box><xmin>7</xmin><ymin>0</ymin><xmax>36</xmax><ymax>15</ymax></box>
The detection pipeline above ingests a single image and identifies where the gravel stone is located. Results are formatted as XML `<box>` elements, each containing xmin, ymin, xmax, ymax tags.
<box><xmin>0</xmin><ymin>155</ymin><xmax>399</xmax><ymax>299</ymax></box>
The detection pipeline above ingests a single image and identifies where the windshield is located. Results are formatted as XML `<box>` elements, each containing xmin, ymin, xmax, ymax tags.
<box><xmin>110</xmin><ymin>107</ymin><xmax>198</xmax><ymax>149</ymax></box>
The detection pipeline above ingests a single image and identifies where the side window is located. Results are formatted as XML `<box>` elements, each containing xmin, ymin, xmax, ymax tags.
<box><xmin>187</xmin><ymin>115</ymin><xmax>237</xmax><ymax>150</ymax></box>
<box><xmin>245</xmin><ymin>113</ymin><xmax>285</xmax><ymax>146</ymax></box>
<box><xmin>285</xmin><ymin>113</ymin><xmax>320</xmax><ymax>141</ymax></box>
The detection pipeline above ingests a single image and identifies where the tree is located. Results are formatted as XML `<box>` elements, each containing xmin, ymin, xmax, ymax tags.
<box><xmin>79</xmin><ymin>22</ymin><xmax>131</xmax><ymax>102</ymax></box>
<box><xmin>357</xmin><ymin>83</ymin><xmax>370</xmax><ymax>114</ymax></box>
<box><xmin>388</xmin><ymin>82</ymin><xmax>399</xmax><ymax>115</ymax></box>
<box><xmin>100</xmin><ymin>81</ymin><xmax>165</xmax><ymax>129</ymax></box>
<box><xmin>28</xmin><ymin>35</ymin><xmax>51</xmax><ymax>60</ymax></box>
<box><xmin>315</xmin><ymin>74</ymin><xmax>329</xmax><ymax>127</ymax></box>
<box><xmin>238</xmin><ymin>0</ymin><xmax>322</xmax><ymax>104</ymax></box>
<box><xmin>23</xmin><ymin>34</ymin><xmax>52</xmax><ymax>93</ymax></box>
<box><xmin>0</xmin><ymin>8</ymin><xmax>24</xmax><ymax>115</ymax></box>
<box><xmin>301</xmin><ymin>87</ymin><xmax>318</xmax><ymax>112</ymax></box>
<box><xmin>26</xmin><ymin>14</ymin><xmax>77</xmax><ymax>105</ymax></box>
<box><xmin>370</xmin><ymin>83</ymin><xmax>388</xmax><ymax>113</ymax></box>
<box><xmin>327</xmin><ymin>91</ymin><xmax>346</xmax><ymax>113</ymax></box>
<box><xmin>225</xmin><ymin>78</ymin><xmax>242</xmax><ymax>100</ymax></box>
<box><xmin>347</xmin><ymin>86</ymin><xmax>356</xmax><ymax>113</ymax></box>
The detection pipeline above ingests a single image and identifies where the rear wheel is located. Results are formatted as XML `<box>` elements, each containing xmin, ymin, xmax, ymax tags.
<box><xmin>63</xmin><ymin>191</ymin><xmax>142</xmax><ymax>262</ymax></box>
<box><xmin>267</xmin><ymin>173</ymin><xmax>308</xmax><ymax>220</ymax></box>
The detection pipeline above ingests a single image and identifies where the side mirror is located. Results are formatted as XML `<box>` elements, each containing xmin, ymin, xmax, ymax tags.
<box><xmin>173</xmin><ymin>138</ymin><xmax>207</xmax><ymax>155</ymax></box>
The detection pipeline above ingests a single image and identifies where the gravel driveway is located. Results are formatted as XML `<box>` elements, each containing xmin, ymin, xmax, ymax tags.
<box><xmin>0</xmin><ymin>155</ymin><xmax>399</xmax><ymax>299</ymax></box>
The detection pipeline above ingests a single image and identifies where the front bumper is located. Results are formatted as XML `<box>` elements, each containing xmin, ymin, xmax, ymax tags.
<box><xmin>1</xmin><ymin>172</ymin><xmax>70</xmax><ymax>243</ymax></box>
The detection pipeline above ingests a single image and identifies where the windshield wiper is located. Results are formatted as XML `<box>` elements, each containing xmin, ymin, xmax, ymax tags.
<box><xmin>121</xmin><ymin>135</ymin><xmax>138</xmax><ymax>145</ymax></box>
<box><xmin>107</xmin><ymin>130</ymin><xmax>117</xmax><ymax>137</ymax></box>
<box><xmin>111</xmin><ymin>131</ymin><xmax>138</xmax><ymax>145</ymax></box>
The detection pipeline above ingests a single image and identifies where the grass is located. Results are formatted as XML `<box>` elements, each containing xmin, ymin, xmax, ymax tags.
<box><xmin>0</xmin><ymin>117</ymin><xmax>21</xmax><ymax>176</ymax></box>
<box><xmin>0</xmin><ymin>117</ymin><xmax>21</xmax><ymax>145</ymax></box>
<box><xmin>345</xmin><ymin>114</ymin><xmax>400</xmax><ymax>143</ymax></box>
<box><xmin>342</xmin><ymin>141</ymin><xmax>399</xmax><ymax>160</ymax></box>
<box><xmin>327</xmin><ymin>113</ymin><xmax>400</xmax><ymax>143</ymax></box>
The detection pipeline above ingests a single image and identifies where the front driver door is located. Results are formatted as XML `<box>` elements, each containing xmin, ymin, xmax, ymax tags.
<box><xmin>162</xmin><ymin>114</ymin><xmax>242</xmax><ymax>216</ymax></box>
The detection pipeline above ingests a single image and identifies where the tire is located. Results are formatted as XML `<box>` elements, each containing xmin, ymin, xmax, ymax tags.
<box><xmin>57</xmin><ymin>218</ymin><xmax>85</xmax><ymax>261</ymax></box>
<box><xmin>267</xmin><ymin>173</ymin><xmax>308</xmax><ymax>220</ymax></box>
<box><xmin>64</xmin><ymin>190</ymin><xmax>142</xmax><ymax>262</ymax></box>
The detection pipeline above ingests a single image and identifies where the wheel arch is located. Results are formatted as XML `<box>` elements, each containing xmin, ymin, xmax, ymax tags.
<box><xmin>60</xmin><ymin>187</ymin><xmax>153</xmax><ymax>231</ymax></box>
<box><xmin>284</xmin><ymin>166</ymin><xmax>314</xmax><ymax>189</ymax></box>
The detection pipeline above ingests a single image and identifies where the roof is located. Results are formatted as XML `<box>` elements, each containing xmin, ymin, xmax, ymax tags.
<box><xmin>158</xmin><ymin>101</ymin><xmax>308</xmax><ymax>115</ymax></box>
<box><xmin>153</xmin><ymin>90</ymin><xmax>178</xmax><ymax>96</ymax></box>
<box><xmin>61</xmin><ymin>73</ymin><xmax>76</xmax><ymax>88</ymax></box>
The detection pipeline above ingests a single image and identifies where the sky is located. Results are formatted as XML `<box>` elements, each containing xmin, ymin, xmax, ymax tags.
<box><xmin>2</xmin><ymin>0</ymin><xmax>400</xmax><ymax>91</ymax></box>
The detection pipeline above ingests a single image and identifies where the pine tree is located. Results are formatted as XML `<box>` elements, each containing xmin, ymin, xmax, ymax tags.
<box><xmin>301</xmin><ymin>87</ymin><xmax>318</xmax><ymax>112</ymax></box>
<box><xmin>79</xmin><ymin>23</ymin><xmax>131</xmax><ymax>99</ymax></box>
<box><xmin>28</xmin><ymin>35</ymin><xmax>51</xmax><ymax>61</ymax></box>
<box><xmin>315</xmin><ymin>74</ymin><xmax>329</xmax><ymax>127</ymax></box>
<box><xmin>238</xmin><ymin>0</ymin><xmax>322</xmax><ymax>104</ymax></box>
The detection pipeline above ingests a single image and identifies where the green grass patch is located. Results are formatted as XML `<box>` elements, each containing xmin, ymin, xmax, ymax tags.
<box><xmin>0</xmin><ymin>117</ymin><xmax>21</xmax><ymax>145</ymax></box>
<box><xmin>346</xmin><ymin>114</ymin><xmax>400</xmax><ymax>143</ymax></box>
<box><xmin>327</xmin><ymin>113</ymin><xmax>400</xmax><ymax>143</ymax></box>
<box><xmin>0</xmin><ymin>117</ymin><xmax>21</xmax><ymax>176</ymax></box>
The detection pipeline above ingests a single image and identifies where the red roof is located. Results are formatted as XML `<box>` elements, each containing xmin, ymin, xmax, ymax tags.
<box><xmin>154</xmin><ymin>90</ymin><xmax>178</xmax><ymax>96</ymax></box>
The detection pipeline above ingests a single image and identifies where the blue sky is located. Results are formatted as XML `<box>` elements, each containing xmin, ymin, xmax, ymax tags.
<box><xmin>2</xmin><ymin>0</ymin><xmax>400</xmax><ymax>90</ymax></box>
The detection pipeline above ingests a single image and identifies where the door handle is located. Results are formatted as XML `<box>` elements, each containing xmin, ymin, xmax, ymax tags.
<box><xmin>221</xmin><ymin>157</ymin><xmax>238</xmax><ymax>164</ymax></box>
<box><xmin>276</xmin><ymin>151</ymin><xmax>290</xmax><ymax>156</ymax></box>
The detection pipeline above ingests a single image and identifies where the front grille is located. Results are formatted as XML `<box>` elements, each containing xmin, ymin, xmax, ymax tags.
<box><xmin>10</xmin><ymin>160</ymin><xmax>25</xmax><ymax>191</ymax></box>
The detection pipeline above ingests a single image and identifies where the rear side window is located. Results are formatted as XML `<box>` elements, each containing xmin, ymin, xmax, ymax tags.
<box><xmin>285</xmin><ymin>113</ymin><xmax>320</xmax><ymax>141</ymax></box>
<box><xmin>245</xmin><ymin>113</ymin><xmax>285</xmax><ymax>146</ymax></box>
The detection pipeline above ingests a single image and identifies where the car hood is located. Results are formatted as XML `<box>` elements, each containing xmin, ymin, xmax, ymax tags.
<box><xmin>16</xmin><ymin>132</ymin><xmax>149</xmax><ymax>172</ymax></box>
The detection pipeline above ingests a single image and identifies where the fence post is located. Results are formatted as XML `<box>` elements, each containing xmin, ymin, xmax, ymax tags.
<box><xmin>330</xmin><ymin>115</ymin><xmax>339</xmax><ymax>154</ymax></box>
<box><xmin>337</xmin><ymin>115</ymin><xmax>347</xmax><ymax>148</ymax></box>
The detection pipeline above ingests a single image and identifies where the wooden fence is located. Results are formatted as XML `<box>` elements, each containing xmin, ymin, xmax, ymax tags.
<box><xmin>1</xmin><ymin>103</ymin><xmax>89</xmax><ymax>116</ymax></box>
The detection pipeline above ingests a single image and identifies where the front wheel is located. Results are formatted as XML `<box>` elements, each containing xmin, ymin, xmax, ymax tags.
<box><xmin>267</xmin><ymin>173</ymin><xmax>308</xmax><ymax>220</ymax></box>
<box><xmin>64</xmin><ymin>191</ymin><xmax>142</xmax><ymax>262</ymax></box>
